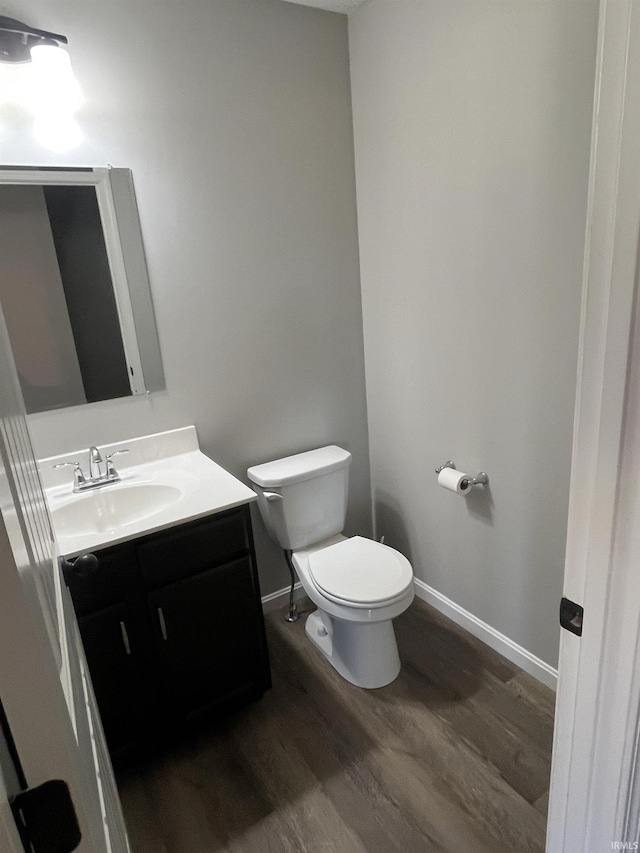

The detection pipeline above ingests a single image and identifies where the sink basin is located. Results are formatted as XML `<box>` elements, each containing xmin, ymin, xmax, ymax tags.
<box><xmin>51</xmin><ymin>483</ymin><xmax>183</xmax><ymax>537</ymax></box>
<box><xmin>43</xmin><ymin>434</ymin><xmax>257</xmax><ymax>556</ymax></box>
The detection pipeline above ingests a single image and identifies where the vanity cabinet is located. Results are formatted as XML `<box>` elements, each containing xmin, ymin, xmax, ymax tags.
<box><xmin>64</xmin><ymin>504</ymin><xmax>271</xmax><ymax>768</ymax></box>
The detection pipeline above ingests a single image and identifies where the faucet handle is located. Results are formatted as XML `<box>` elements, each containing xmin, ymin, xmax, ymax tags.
<box><xmin>54</xmin><ymin>461</ymin><xmax>86</xmax><ymax>488</ymax></box>
<box><xmin>105</xmin><ymin>449</ymin><xmax>129</xmax><ymax>460</ymax></box>
<box><xmin>105</xmin><ymin>449</ymin><xmax>129</xmax><ymax>479</ymax></box>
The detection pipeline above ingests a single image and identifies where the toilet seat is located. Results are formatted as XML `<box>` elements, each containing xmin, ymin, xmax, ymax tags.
<box><xmin>308</xmin><ymin>536</ymin><xmax>413</xmax><ymax>606</ymax></box>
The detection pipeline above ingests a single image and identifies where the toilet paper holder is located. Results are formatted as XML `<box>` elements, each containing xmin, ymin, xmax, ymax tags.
<box><xmin>435</xmin><ymin>460</ymin><xmax>488</xmax><ymax>488</ymax></box>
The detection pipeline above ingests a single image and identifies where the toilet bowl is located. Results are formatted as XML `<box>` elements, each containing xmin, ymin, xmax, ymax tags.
<box><xmin>247</xmin><ymin>446</ymin><xmax>415</xmax><ymax>689</ymax></box>
<box><xmin>293</xmin><ymin>534</ymin><xmax>414</xmax><ymax>688</ymax></box>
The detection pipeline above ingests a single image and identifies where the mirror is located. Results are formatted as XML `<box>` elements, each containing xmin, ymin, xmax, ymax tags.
<box><xmin>0</xmin><ymin>167</ymin><xmax>164</xmax><ymax>414</ymax></box>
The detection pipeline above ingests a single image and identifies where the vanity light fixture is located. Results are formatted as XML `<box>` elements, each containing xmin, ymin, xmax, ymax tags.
<box><xmin>0</xmin><ymin>16</ymin><xmax>81</xmax><ymax>112</ymax></box>
<box><xmin>0</xmin><ymin>16</ymin><xmax>82</xmax><ymax>150</ymax></box>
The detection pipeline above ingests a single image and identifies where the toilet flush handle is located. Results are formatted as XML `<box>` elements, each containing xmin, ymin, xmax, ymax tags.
<box><xmin>263</xmin><ymin>491</ymin><xmax>283</xmax><ymax>501</ymax></box>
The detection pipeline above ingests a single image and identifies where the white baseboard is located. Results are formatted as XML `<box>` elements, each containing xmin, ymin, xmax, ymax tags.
<box><xmin>261</xmin><ymin>582</ymin><xmax>305</xmax><ymax>614</ymax></box>
<box><xmin>413</xmin><ymin>578</ymin><xmax>558</xmax><ymax>691</ymax></box>
<box><xmin>262</xmin><ymin>577</ymin><xmax>557</xmax><ymax>690</ymax></box>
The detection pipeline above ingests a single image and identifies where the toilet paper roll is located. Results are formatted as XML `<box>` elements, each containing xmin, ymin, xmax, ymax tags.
<box><xmin>437</xmin><ymin>467</ymin><xmax>472</xmax><ymax>495</ymax></box>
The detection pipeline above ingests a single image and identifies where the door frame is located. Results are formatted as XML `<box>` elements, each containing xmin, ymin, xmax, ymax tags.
<box><xmin>0</xmin><ymin>512</ymin><xmax>102</xmax><ymax>851</ymax></box>
<box><xmin>547</xmin><ymin>0</ymin><xmax>640</xmax><ymax>848</ymax></box>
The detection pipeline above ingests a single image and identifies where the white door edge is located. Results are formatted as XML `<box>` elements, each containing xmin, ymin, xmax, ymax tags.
<box><xmin>547</xmin><ymin>0</ymin><xmax>640</xmax><ymax>848</ymax></box>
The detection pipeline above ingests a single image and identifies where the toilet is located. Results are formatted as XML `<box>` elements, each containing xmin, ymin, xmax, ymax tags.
<box><xmin>247</xmin><ymin>446</ymin><xmax>414</xmax><ymax>688</ymax></box>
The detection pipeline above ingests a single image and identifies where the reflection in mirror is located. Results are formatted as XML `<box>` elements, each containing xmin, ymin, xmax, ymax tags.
<box><xmin>0</xmin><ymin>168</ymin><xmax>164</xmax><ymax>414</ymax></box>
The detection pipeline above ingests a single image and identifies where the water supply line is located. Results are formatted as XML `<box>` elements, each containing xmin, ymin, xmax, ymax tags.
<box><xmin>282</xmin><ymin>549</ymin><xmax>299</xmax><ymax>623</ymax></box>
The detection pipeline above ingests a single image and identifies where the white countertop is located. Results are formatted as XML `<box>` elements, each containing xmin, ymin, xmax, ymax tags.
<box><xmin>41</xmin><ymin>427</ymin><xmax>256</xmax><ymax>557</ymax></box>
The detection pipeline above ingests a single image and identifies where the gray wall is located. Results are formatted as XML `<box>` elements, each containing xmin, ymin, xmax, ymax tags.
<box><xmin>349</xmin><ymin>0</ymin><xmax>598</xmax><ymax>667</ymax></box>
<box><xmin>0</xmin><ymin>0</ymin><xmax>371</xmax><ymax>595</ymax></box>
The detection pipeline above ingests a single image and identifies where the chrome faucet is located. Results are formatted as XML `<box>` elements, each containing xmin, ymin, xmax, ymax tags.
<box><xmin>89</xmin><ymin>446</ymin><xmax>103</xmax><ymax>481</ymax></box>
<box><xmin>54</xmin><ymin>447</ymin><xmax>130</xmax><ymax>493</ymax></box>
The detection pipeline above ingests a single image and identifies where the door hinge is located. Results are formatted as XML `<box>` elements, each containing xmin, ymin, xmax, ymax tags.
<box><xmin>560</xmin><ymin>596</ymin><xmax>584</xmax><ymax>637</ymax></box>
<box><xmin>10</xmin><ymin>779</ymin><xmax>81</xmax><ymax>853</ymax></box>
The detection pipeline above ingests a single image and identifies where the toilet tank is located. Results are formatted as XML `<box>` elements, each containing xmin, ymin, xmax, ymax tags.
<box><xmin>247</xmin><ymin>446</ymin><xmax>351</xmax><ymax>550</ymax></box>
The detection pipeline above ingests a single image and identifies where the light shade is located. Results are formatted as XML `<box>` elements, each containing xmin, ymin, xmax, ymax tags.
<box><xmin>29</xmin><ymin>43</ymin><xmax>82</xmax><ymax>114</ymax></box>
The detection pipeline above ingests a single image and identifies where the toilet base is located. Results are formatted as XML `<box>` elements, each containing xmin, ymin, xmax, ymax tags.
<box><xmin>304</xmin><ymin>609</ymin><xmax>401</xmax><ymax>689</ymax></box>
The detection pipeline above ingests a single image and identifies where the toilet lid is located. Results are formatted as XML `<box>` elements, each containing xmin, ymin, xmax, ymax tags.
<box><xmin>309</xmin><ymin>536</ymin><xmax>413</xmax><ymax>605</ymax></box>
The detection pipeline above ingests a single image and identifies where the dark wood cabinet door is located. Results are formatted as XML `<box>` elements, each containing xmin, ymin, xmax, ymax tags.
<box><xmin>147</xmin><ymin>556</ymin><xmax>269</xmax><ymax>724</ymax></box>
<box><xmin>78</xmin><ymin>603</ymin><xmax>149</xmax><ymax>762</ymax></box>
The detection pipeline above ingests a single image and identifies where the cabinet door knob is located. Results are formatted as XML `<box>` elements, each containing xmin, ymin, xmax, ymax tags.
<box><xmin>157</xmin><ymin>607</ymin><xmax>168</xmax><ymax>641</ymax></box>
<box><xmin>67</xmin><ymin>553</ymin><xmax>99</xmax><ymax>578</ymax></box>
<box><xmin>120</xmin><ymin>621</ymin><xmax>131</xmax><ymax>655</ymax></box>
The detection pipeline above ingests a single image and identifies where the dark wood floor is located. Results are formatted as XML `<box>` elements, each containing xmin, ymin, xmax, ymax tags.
<box><xmin>118</xmin><ymin>597</ymin><xmax>554</xmax><ymax>853</ymax></box>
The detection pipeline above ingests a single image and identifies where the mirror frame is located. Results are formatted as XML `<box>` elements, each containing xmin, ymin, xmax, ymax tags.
<box><xmin>0</xmin><ymin>166</ymin><xmax>164</xmax><ymax>404</ymax></box>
